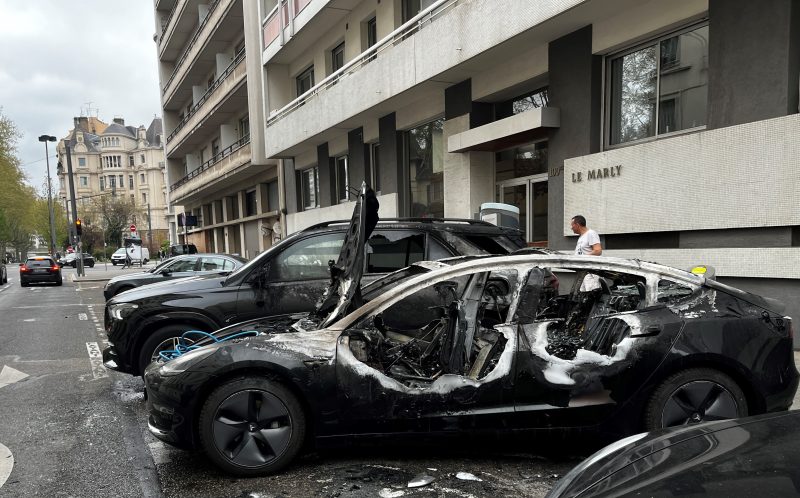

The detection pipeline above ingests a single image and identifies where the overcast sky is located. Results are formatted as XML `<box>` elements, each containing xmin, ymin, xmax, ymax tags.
<box><xmin>0</xmin><ymin>1</ymin><xmax>161</xmax><ymax>193</ymax></box>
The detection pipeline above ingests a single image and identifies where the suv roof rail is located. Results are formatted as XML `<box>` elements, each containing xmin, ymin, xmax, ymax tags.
<box><xmin>304</xmin><ymin>217</ymin><xmax>496</xmax><ymax>231</ymax></box>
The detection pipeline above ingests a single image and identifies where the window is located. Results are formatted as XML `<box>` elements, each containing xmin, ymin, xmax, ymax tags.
<box><xmin>140</xmin><ymin>173</ymin><xmax>146</xmax><ymax>184</ymax></box>
<box><xmin>140</xmin><ymin>154</ymin><xmax>145</xmax><ymax>164</ymax></box>
<box><xmin>118</xmin><ymin>175</ymin><xmax>123</xmax><ymax>187</ymax></box>
<box><xmin>331</xmin><ymin>42</ymin><xmax>345</xmax><ymax>73</ymax></box>
<box><xmin>245</xmin><ymin>189</ymin><xmax>257</xmax><ymax>216</ymax></box>
<box><xmin>142</xmin><ymin>193</ymin><xmax>147</xmax><ymax>204</ymax></box>
<box><xmin>169</xmin><ymin>257</ymin><xmax>199</xmax><ymax>272</ymax></box>
<box><xmin>80</xmin><ymin>176</ymin><xmax>88</xmax><ymax>187</ymax></box>
<box><xmin>296</xmin><ymin>65</ymin><xmax>314</xmax><ymax>97</ymax></box>
<box><xmin>271</xmin><ymin>233</ymin><xmax>345</xmax><ymax>280</ymax></box>
<box><xmin>239</xmin><ymin>115</ymin><xmax>250</xmax><ymax>140</ymax></box>
<box><xmin>78</xmin><ymin>157</ymin><xmax>86</xmax><ymax>167</ymax></box>
<box><xmin>512</xmin><ymin>88</ymin><xmax>549</xmax><ymax>115</ymax></box>
<box><xmin>199</xmin><ymin>257</ymin><xmax>227</xmax><ymax>272</ymax></box>
<box><xmin>367</xmin><ymin>17</ymin><xmax>377</xmax><ymax>48</ymax></box>
<box><xmin>336</xmin><ymin>155</ymin><xmax>349</xmax><ymax>203</ymax></box>
<box><xmin>100</xmin><ymin>177</ymin><xmax>105</xmax><ymax>191</ymax></box>
<box><xmin>109</xmin><ymin>176</ymin><xmax>116</xmax><ymax>189</ymax></box>
<box><xmin>402</xmin><ymin>0</ymin><xmax>435</xmax><ymax>22</ymax></box>
<box><xmin>267</xmin><ymin>180</ymin><xmax>279</xmax><ymax>212</ymax></box>
<box><xmin>369</xmin><ymin>143</ymin><xmax>381</xmax><ymax>192</ymax></box>
<box><xmin>129</xmin><ymin>156</ymin><xmax>134</xmax><ymax>167</ymax></box>
<box><xmin>406</xmin><ymin>118</ymin><xmax>444</xmax><ymax>217</ymax></box>
<box><xmin>366</xmin><ymin>232</ymin><xmax>425</xmax><ymax>273</ymax></box>
<box><xmin>300</xmin><ymin>167</ymin><xmax>319</xmax><ymax>210</ymax></box>
<box><xmin>129</xmin><ymin>175</ymin><xmax>134</xmax><ymax>189</ymax></box>
<box><xmin>496</xmin><ymin>141</ymin><xmax>548</xmax><ymax>181</ymax></box>
<box><xmin>211</xmin><ymin>138</ymin><xmax>220</xmax><ymax>158</ymax></box>
<box><xmin>607</xmin><ymin>24</ymin><xmax>708</xmax><ymax>146</ymax></box>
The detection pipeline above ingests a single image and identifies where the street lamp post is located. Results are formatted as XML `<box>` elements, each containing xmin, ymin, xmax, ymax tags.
<box><xmin>62</xmin><ymin>141</ymin><xmax>84</xmax><ymax>277</ymax></box>
<box><xmin>38</xmin><ymin>135</ymin><xmax>57</xmax><ymax>255</ymax></box>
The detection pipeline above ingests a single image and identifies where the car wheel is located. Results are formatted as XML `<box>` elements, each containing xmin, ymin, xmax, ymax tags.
<box><xmin>20</xmin><ymin>281</ymin><xmax>27</xmax><ymax>287</ymax></box>
<box><xmin>56</xmin><ymin>279</ymin><xmax>63</xmax><ymax>286</ymax></box>
<box><xmin>199</xmin><ymin>377</ymin><xmax>305</xmax><ymax>476</ymax></box>
<box><xmin>112</xmin><ymin>262</ymin><xmax>117</xmax><ymax>266</ymax></box>
<box><xmin>645</xmin><ymin>368</ymin><xmax>747</xmax><ymax>431</ymax></box>
<box><xmin>138</xmin><ymin>324</ymin><xmax>202</xmax><ymax>373</ymax></box>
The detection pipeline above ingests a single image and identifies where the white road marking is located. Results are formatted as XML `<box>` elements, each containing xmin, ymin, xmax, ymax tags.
<box><xmin>85</xmin><ymin>342</ymin><xmax>108</xmax><ymax>379</ymax></box>
<box><xmin>23</xmin><ymin>319</ymin><xmax>35</xmax><ymax>322</ymax></box>
<box><xmin>0</xmin><ymin>366</ymin><xmax>29</xmax><ymax>389</ymax></box>
<box><xmin>78</xmin><ymin>313</ymin><xmax>88</xmax><ymax>321</ymax></box>
<box><xmin>0</xmin><ymin>443</ymin><xmax>13</xmax><ymax>489</ymax></box>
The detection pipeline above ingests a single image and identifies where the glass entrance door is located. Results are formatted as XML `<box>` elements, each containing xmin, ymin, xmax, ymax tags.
<box><xmin>498</xmin><ymin>175</ymin><xmax>548</xmax><ymax>246</ymax></box>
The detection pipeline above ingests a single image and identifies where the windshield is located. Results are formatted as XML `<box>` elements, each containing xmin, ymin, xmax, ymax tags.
<box><xmin>149</xmin><ymin>258</ymin><xmax>173</xmax><ymax>273</ymax></box>
<box><xmin>113</xmin><ymin>249</ymin><xmax>126</xmax><ymax>255</ymax></box>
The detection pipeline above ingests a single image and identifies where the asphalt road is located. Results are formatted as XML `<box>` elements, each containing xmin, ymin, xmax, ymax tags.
<box><xmin>0</xmin><ymin>266</ymin><xmax>586</xmax><ymax>498</ymax></box>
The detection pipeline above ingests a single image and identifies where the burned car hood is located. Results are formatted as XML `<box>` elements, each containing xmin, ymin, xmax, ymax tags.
<box><xmin>313</xmin><ymin>182</ymin><xmax>379</xmax><ymax>328</ymax></box>
<box><xmin>107</xmin><ymin>274</ymin><xmax>225</xmax><ymax>304</ymax></box>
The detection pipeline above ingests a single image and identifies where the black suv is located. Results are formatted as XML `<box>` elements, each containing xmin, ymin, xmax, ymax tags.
<box><xmin>103</xmin><ymin>217</ymin><xmax>524</xmax><ymax>375</ymax></box>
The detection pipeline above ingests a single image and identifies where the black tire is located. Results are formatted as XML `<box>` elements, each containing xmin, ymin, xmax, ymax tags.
<box><xmin>199</xmin><ymin>377</ymin><xmax>306</xmax><ymax>476</ymax></box>
<box><xmin>20</xmin><ymin>281</ymin><xmax>27</xmax><ymax>287</ymax></box>
<box><xmin>137</xmin><ymin>324</ymin><xmax>203</xmax><ymax>374</ymax></box>
<box><xmin>644</xmin><ymin>368</ymin><xmax>747</xmax><ymax>431</ymax></box>
<box><xmin>112</xmin><ymin>262</ymin><xmax>117</xmax><ymax>266</ymax></box>
<box><xmin>55</xmin><ymin>279</ymin><xmax>63</xmax><ymax>286</ymax></box>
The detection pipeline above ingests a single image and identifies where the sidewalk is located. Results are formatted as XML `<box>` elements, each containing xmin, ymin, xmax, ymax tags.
<box><xmin>67</xmin><ymin>262</ymin><xmax>156</xmax><ymax>283</ymax></box>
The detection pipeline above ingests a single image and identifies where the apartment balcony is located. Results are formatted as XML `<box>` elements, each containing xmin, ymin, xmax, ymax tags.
<box><xmin>158</xmin><ymin>0</ymin><xmax>201</xmax><ymax>60</ymax></box>
<box><xmin>161</xmin><ymin>0</ymin><xmax>244</xmax><ymax>109</ymax></box>
<box><xmin>263</xmin><ymin>0</ymin><xmax>586</xmax><ymax>157</ymax></box>
<box><xmin>170</xmin><ymin>137</ymin><xmax>259</xmax><ymax>204</ymax></box>
<box><xmin>165</xmin><ymin>51</ymin><xmax>247</xmax><ymax>157</ymax></box>
<box><xmin>261</xmin><ymin>0</ymin><xmax>354</xmax><ymax>64</ymax></box>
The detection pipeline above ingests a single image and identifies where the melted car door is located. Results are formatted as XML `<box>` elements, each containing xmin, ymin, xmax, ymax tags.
<box><xmin>512</xmin><ymin>269</ymin><xmax>686</xmax><ymax>429</ymax></box>
<box><xmin>333</xmin><ymin>271</ymin><xmax>517</xmax><ymax>436</ymax></box>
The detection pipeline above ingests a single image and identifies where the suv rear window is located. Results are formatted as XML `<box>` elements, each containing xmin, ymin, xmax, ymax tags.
<box><xmin>27</xmin><ymin>258</ymin><xmax>54</xmax><ymax>267</ymax></box>
<box><xmin>366</xmin><ymin>232</ymin><xmax>425</xmax><ymax>273</ymax></box>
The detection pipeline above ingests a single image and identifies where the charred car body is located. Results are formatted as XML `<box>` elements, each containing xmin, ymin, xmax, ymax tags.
<box><xmin>103</xmin><ymin>201</ymin><xmax>523</xmax><ymax>375</ymax></box>
<box><xmin>144</xmin><ymin>186</ymin><xmax>797</xmax><ymax>476</ymax></box>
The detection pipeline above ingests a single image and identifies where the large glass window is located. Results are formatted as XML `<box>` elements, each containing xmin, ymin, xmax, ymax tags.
<box><xmin>401</xmin><ymin>0</ymin><xmax>436</xmax><ymax>22</ymax></box>
<box><xmin>365</xmin><ymin>231</ymin><xmax>425</xmax><ymax>273</ymax></box>
<box><xmin>245</xmin><ymin>190</ymin><xmax>257</xmax><ymax>216</ymax></box>
<box><xmin>512</xmin><ymin>88</ymin><xmax>549</xmax><ymax>115</ymax></box>
<box><xmin>271</xmin><ymin>233</ymin><xmax>345</xmax><ymax>281</ymax></box>
<box><xmin>496</xmin><ymin>141</ymin><xmax>548</xmax><ymax>182</ymax></box>
<box><xmin>608</xmin><ymin>24</ymin><xmax>708</xmax><ymax>146</ymax></box>
<box><xmin>296</xmin><ymin>65</ymin><xmax>314</xmax><ymax>97</ymax></box>
<box><xmin>301</xmin><ymin>166</ymin><xmax>319</xmax><ymax>210</ymax></box>
<box><xmin>407</xmin><ymin>118</ymin><xmax>444</xmax><ymax>218</ymax></box>
<box><xmin>369</xmin><ymin>142</ymin><xmax>381</xmax><ymax>192</ymax></box>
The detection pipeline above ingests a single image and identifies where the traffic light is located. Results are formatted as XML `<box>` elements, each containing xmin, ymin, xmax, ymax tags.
<box><xmin>75</xmin><ymin>219</ymin><xmax>83</xmax><ymax>236</ymax></box>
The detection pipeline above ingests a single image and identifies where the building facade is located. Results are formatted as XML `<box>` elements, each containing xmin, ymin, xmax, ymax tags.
<box><xmin>154</xmin><ymin>0</ymin><xmax>279</xmax><ymax>259</ymax></box>
<box><xmin>152</xmin><ymin>0</ymin><xmax>799</xmax><ymax>325</ymax></box>
<box><xmin>250</xmin><ymin>0</ymin><xmax>800</xmax><ymax>321</ymax></box>
<box><xmin>56</xmin><ymin>116</ymin><xmax>170</xmax><ymax>248</ymax></box>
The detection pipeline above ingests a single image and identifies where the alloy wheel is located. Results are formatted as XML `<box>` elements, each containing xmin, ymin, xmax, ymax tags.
<box><xmin>661</xmin><ymin>380</ymin><xmax>739</xmax><ymax>427</ymax></box>
<box><xmin>150</xmin><ymin>336</ymin><xmax>194</xmax><ymax>363</ymax></box>
<box><xmin>211</xmin><ymin>389</ymin><xmax>293</xmax><ymax>468</ymax></box>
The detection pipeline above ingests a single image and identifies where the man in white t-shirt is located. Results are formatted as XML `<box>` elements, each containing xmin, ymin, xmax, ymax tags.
<box><xmin>570</xmin><ymin>215</ymin><xmax>602</xmax><ymax>291</ymax></box>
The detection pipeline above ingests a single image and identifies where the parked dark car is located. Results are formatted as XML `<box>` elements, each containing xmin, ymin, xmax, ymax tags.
<box><xmin>104</xmin><ymin>198</ymin><xmax>524</xmax><ymax>376</ymax></box>
<box><xmin>58</xmin><ymin>252</ymin><xmax>95</xmax><ymax>268</ymax></box>
<box><xmin>169</xmin><ymin>243</ymin><xmax>197</xmax><ymax>257</ymax></box>
<box><xmin>20</xmin><ymin>256</ymin><xmax>62</xmax><ymax>286</ymax></box>
<box><xmin>103</xmin><ymin>253</ymin><xmax>247</xmax><ymax>300</ymax></box>
<box><xmin>142</xmin><ymin>189</ymin><xmax>796</xmax><ymax>476</ymax></box>
<box><xmin>547</xmin><ymin>410</ymin><xmax>800</xmax><ymax>497</ymax></box>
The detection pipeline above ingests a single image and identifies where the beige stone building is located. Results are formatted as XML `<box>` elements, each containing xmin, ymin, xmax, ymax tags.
<box><xmin>56</xmin><ymin>116</ymin><xmax>170</xmax><ymax>249</ymax></box>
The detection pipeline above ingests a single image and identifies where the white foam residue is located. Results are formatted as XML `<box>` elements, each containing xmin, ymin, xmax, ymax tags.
<box><xmin>254</xmin><ymin>329</ymin><xmax>340</xmax><ymax>359</ymax></box>
<box><xmin>379</xmin><ymin>489</ymin><xmax>405</xmax><ymax>498</ymax></box>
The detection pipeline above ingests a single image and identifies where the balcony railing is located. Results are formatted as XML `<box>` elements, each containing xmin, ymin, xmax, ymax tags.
<box><xmin>166</xmin><ymin>50</ymin><xmax>246</xmax><ymax>144</ymax></box>
<box><xmin>265</xmin><ymin>0</ymin><xmax>459</xmax><ymax>127</ymax></box>
<box><xmin>162</xmin><ymin>0</ymin><xmax>221</xmax><ymax>94</ymax></box>
<box><xmin>158</xmin><ymin>0</ymin><xmax>183</xmax><ymax>45</ymax></box>
<box><xmin>170</xmin><ymin>134</ymin><xmax>250</xmax><ymax>191</ymax></box>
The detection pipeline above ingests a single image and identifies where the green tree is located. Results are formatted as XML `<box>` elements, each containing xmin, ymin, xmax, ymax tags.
<box><xmin>0</xmin><ymin>110</ymin><xmax>38</xmax><ymax>260</ymax></box>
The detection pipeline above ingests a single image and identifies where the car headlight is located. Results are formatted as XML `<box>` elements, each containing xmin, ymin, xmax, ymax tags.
<box><xmin>158</xmin><ymin>347</ymin><xmax>216</xmax><ymax>376</ymax></box>
<box><xmin>108</xmin><ymin>302</ymin><xmax>139</xmax><ymax>320</ymax></box>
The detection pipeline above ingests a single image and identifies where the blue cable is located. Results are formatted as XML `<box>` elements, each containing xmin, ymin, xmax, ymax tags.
<box><xmin>158</xmin><ymin>329</ymin><xmax>259</xmax><ymax>361</ymax></box>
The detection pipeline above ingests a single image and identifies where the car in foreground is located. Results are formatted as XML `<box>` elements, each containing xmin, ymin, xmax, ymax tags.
<box><xmin>143</xmin><ymin>188</ymin><xmax>796</xmax><ymax>477</ymax></box>
<box><xmin>20</xmin><ymin>256</ymin><xmax>62</xmax><ymax>286</ymax></box>
<box><xmin>103</xmin><ymin>188</ymin><xmax>524</xmax><ymax>376</ymax></box>
<box><xmin>547</xmin><ymin>410</ymin><xmax>800</xmax><ymax>497</ymax></box>
<box><xmin>103</xmin><ymin>253</ymin><xmax>247</xmax><ymax>300</ymax></box>
<box><xmin>58</xmin><ymin>252</ymin><xmax>95</xmax><ymax>268</ymax></box>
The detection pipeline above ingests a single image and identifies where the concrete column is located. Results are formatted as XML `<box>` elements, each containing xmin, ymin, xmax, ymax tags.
<box><xmin>237</xmin><ymin>191</ymin><xmax>246</xmax><ymax>255</ymax></box>
<box><xmin>378</xmin><ymin>112</ymin><xmax>404</xmax><ymax>214</ymax></box>
<box><xmin>316</xmin><ymin>143</ymin><xmax>334</xmax><ymax>207</ymax></box>
<box><xmin>283</xmin><ymin>158</ymin><xmax>298</xmax><ymax>214</ymax></box>
<box><xmin>256</xmin><ymin>183</ymin><xmax>268</xmax><ymax>214</ymax></box>
<box><xmin>547</xmin><ymin>26</ymin><xmax>602</xmax><ymax>250</ymax></box>
<box><xmin>708</xmin><ymin>0</ymin><xmax>800</xmax><ymax>128</ymax></box>
<box><xmin>348</xmin><ymin>128</ymin><xmax>368</xmax><ymax>191</ymax></box>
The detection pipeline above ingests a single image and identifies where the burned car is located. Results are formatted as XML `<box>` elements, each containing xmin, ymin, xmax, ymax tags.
<box><xmin>144</xmin><ymin>188</ymin><xmax>797</xmax><ymax>476</ymax></box>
